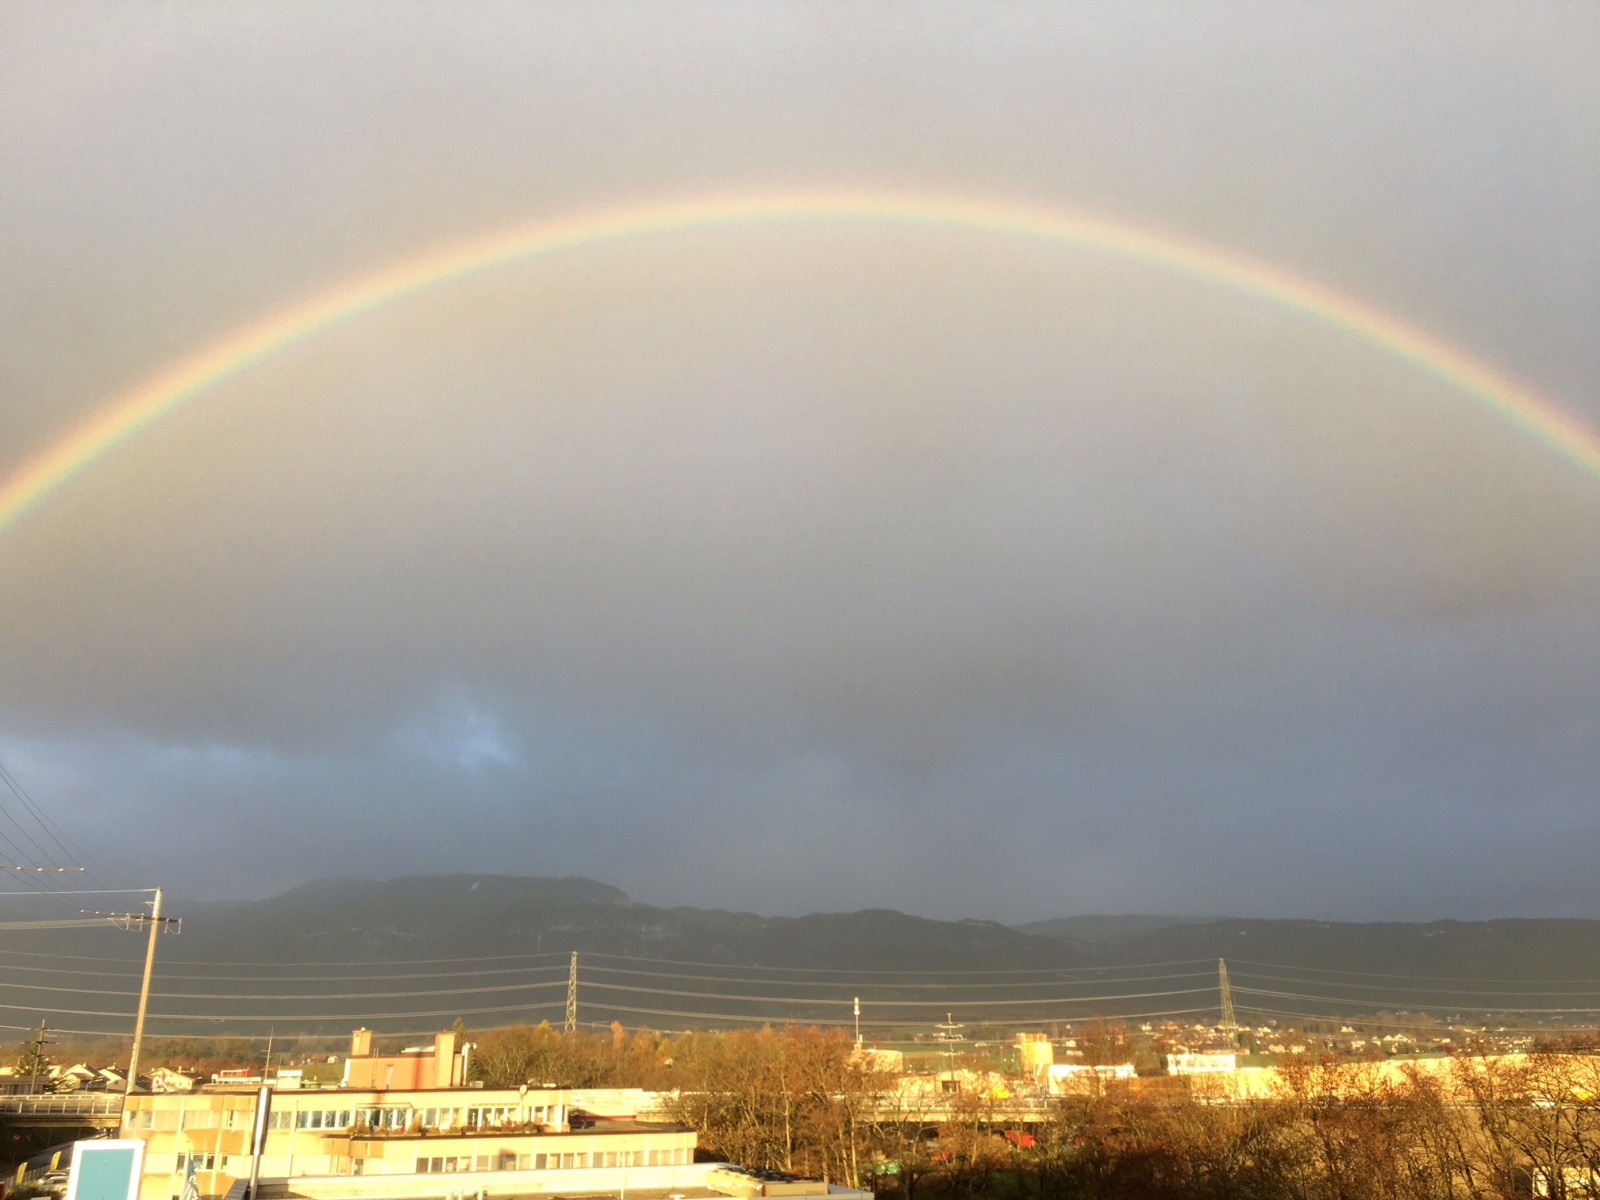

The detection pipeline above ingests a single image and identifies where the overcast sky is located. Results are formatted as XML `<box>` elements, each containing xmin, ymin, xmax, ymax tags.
<box><xmin>2</xmin><ymin>3</ymin><xmax>1599</xmax><ymax>922</ymax></box>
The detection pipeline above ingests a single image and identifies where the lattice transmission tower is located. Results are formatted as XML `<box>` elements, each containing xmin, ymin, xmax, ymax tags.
<box><xmin>565</xmin><ymin>951</ymin><xmax>579</xmax><ymax>1034</ymax></box>
<box><xmin>1218</xmin><ymin>958</ymin><xmax>1238</xmax><ymax>1043</ymax></box>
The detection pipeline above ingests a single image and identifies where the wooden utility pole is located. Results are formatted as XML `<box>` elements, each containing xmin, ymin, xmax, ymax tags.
<box><xmin>126</xmin><ymin>888</ymin><xmax>162</xmax><ymax>1095</ymax></box>
<box><xmin>25</xmin><ymin>1020</ymin><xmax>52</xmax><ymax>1095</ymax></box>
<box><xmin>81</xmin><ymin>889</ymin><xmax>180</xmax><ymax>1093</ymax></box>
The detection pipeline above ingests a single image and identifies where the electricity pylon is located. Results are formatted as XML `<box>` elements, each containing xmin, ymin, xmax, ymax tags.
<box><xmin>564</xmin><ymin>952</ymin><xmax>578</xmax><ymax>1034</ymax></box>
<box><xmin>935</xmin><ymin>1013</ymin><xmax>965</xmax><ymax>1076</ymax></box>
<box><xmin>1218</xmin><ymin>958</ymin><xmax>1238</xmax><ymax>1043</ymax></box>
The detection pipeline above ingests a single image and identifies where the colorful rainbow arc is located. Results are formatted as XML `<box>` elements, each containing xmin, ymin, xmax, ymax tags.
<box><xmin>3</xmin><ymin>189</ymin><xmax>1598</xmax><ymax>539</ymax></box>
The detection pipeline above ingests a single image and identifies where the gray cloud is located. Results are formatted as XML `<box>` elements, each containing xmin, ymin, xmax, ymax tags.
<box><xmin>2</xmin><ymin>2</ymin><xmax>1598</xmax><ymax>920</ymax></box>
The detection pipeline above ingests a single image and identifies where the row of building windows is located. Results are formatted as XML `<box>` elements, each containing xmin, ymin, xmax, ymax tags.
<box><xmin>414</xmin><ymin>1148</ymin><xmax>687</xmax><ymax>1174</ymax></box>
<box><xmin>167</xmin><ymin>1146</ymin><xmax>687</xmax><ymax>1180</ymax></box>
<box><xmin>261</xmin><ymin>1105</ymin><xmax>561</xmax><ymax>1132</ymax></box>
<box><xmin>130</xmin><ymin>1110</ymin><xmax>205</xmax><ymax>1131</ymax></box>
<box><xmin>271</xmin><ymin>1110</ymin><xmax>352</xmax><ymax>1130</ymax></box>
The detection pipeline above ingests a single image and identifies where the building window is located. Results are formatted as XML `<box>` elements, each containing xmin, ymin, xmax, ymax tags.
<box><xmin>296</xmin><ymin>1112</ymin><xmax>309</xmax><ymax>1129</ymax></box>
<box><xmin>534</xmin><ymin>1155</ymin><xmax>548</xmax><ymax>1170</ymax></box>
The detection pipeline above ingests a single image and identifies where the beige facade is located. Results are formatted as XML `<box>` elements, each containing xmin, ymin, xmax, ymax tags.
<box><xmin>121</xmin><ymin>1086</ymin><xmax>695</xmax><ymax>1200</ymax></box>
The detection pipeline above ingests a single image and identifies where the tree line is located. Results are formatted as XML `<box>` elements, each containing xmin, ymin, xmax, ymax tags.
<box><xmin>469</xmin><ymin>1020</ymin><xmax>1600</xmax><ymax>1199</ymax></box>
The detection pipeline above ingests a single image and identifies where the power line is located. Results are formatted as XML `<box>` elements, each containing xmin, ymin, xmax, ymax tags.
<box><xmin>0</xmin><ymin>756</ymin><xmax>130</xmax><ymax>890</ymax></box>
<box><xmin>586</xmin><ymin>1002</ymin><xmax>1219</xmax><ymax>1026</ymax></box>
<box><xmin>1230</xmin><ymin>969</ymin><xmax>1600</xmax><ymax>1000</ymax></box>
<box><xmin>0</xmin><ymin>944</ymin><xmax>1209</xmax><ymax>975</ymax></box>
<box><xmin>1229</xmin><ymin>957</ymin><xmax>1600</xmax><ymax>986</ymax></box>
<box><xmin>573</xmin><ymin>981</ymin><xmax>1217</xmax><ymax>1006</ymax></box>
<box><xmin>0</xmin><ymin>979</ymin><xmax>570</xmax><ymax>1001</ymax></box>
<box><xmin>1232</xmin><ymin>986</ymin><xmax>1600</xmax><ymax>1015</ymax></box>
<box><xmin>0</xmin><ymin>888</ymin><xmax>161</xmax><ymax>897</ymax></box>
<box><xmin>0</xmin><ymin>957</ymin><xmax>1215</xmax><ymax>990</ymax></box>
<box><xmin>578</xmin><ymin>963</ymin><xmax>1217</xmax><ymax>989</ymax></box>
<box><xmin>0</xmin><ymin>998</ymin><xmax>569</xmax><ymax>1022</ymax></box>
<box><xmin>0</xmin><ymin>946</ymin><xmax>573</xmax><ymax>967</ymax></box>
<box><xmin>0</xmin><ymin>961</ymin><xmax>568</xmax><ymax>982</ymax></box>
<box><xmin>0</xmin><ymin>961</ymin><xmax>564</xmax><ymax>982</ymax></box>
<box><xmin>0</xmin><ymin>763</ymin><xmax>89</xmax><ymax>902</ymax></box>
<box><xmin>579</xmin><ymin>950</ymin><xmax>1212</xmax><ymax>976</ymax></box>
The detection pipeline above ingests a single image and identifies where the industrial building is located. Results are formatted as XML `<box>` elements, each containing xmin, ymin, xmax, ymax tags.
<box><xmin>116</xmin><ymin>1030</ymin><xmax>701</xmax><ymax>1200</ymax></box>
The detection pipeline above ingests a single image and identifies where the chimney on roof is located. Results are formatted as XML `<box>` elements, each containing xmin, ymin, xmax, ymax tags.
<box><xmin>350</xmin><ymin>1029</ymin><xmax>373</xmax><ymax>1058</ymax></box>
<box><xmin>433</xmin><ymin>1031</ymin><xmax>458</xmax><ymax>1089</ymax></box>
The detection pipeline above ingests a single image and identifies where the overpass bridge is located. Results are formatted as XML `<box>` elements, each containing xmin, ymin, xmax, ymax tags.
<box><xmin>0</xmin><ymin>1093</ymin><xmax>123</xmax><ymax>1131</ymax></box>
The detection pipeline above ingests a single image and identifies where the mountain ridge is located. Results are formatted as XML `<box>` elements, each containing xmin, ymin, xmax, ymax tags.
<box><xmin>7</xmin><ymin>876</ymin><xmax>1600</xmax><ymax>1037</ymax></box>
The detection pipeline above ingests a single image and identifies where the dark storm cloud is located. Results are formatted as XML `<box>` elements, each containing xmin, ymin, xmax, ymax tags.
<box><xmin>1</xmin><ymin>2</ymin><xmax>1598</xmax><ymax>919</ymax></box>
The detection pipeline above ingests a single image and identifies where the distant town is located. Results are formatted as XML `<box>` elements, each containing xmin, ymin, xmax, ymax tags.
<box><xmin>6</xmin><ymin>945</ymin><xmax>1600</xmax><ymax>1200</ymax></box>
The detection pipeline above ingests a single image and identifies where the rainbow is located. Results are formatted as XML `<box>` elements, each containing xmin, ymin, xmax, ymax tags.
<box><xmin>4</xmin><ymin>189</ymin><xmax>1598</xmax><ymax>538</ymax></box>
